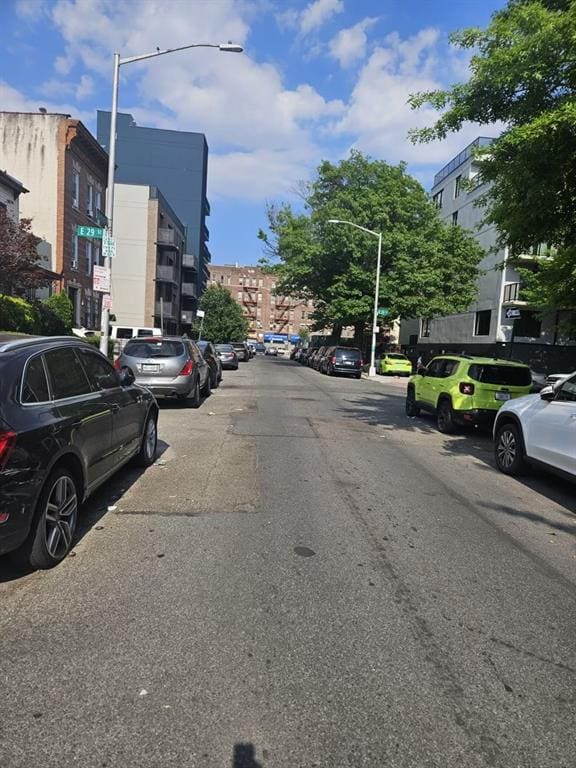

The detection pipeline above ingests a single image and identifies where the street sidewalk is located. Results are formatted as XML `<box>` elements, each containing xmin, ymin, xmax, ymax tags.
<box><xmin>361</xmin><ymin>372</ymin><xmax>410</xmax><ymax>388</ymax></box>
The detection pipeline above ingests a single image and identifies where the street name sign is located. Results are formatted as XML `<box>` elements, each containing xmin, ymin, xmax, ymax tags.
<box><xmin>377</xmin><ymin>308</ymin><xmax>390</xmax><ymax>318</ymax></box>
<box><xmin>76</xmin><ymin>225</ymin><xmax>103</xmax><ymax>238</ymax></box>
<box><xmin>505</xmin><ymin>308</ymin><xmax>521</xmax><ymax>319</ymax></box>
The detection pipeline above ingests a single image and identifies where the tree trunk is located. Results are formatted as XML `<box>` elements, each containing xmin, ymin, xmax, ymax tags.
<box><xmin>331</xmin><ymin>324</ymin><xmax>342</xmax><ymax>343</ymax></box>
<box><xmin>354</xmin><ymin>321</ymin><xmax>365</xmax><ymax>349</ymax></box>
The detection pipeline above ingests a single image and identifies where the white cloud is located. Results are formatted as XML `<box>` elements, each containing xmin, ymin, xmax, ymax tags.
<box><xmin>0</xmin><ymin>80</ymin><xmax>92</xmax><ymax>123</ymax></box>
<box><xmin>15</xmin><ymin>0</ymin><xmax>48</xmax><ymax>20</ymax></box>
<box><xmin>76</xmin><ymin>74</ymin><xmax>94</xmax><ymax>99</ymax></box>
<box><xmin>300</xmin><ymin>0</ymin><xmax>344</xmax><ymax>35</ymax></box>
<box><xmin>329</xmin><ymin>17</ymin><xmax>377</xmax><ymax>68</ymax></box>
<box><xmin>330</xmin><ymin>28</ymin><xmax>496</xmax><ymax>174</ymax></box>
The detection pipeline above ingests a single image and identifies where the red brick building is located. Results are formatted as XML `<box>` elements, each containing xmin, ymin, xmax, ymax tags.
<box><xmin>0</xmin><ymin>112</ymin><xmax>108</xmax><ymax>329</ymax></box>
<box><xmin>208</xmin><ymin>265</ymin><xmax>315</xmax><ymax>340</ymax></box>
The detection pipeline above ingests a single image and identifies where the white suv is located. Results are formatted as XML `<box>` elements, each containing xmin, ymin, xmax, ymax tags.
<box><xmin>493</xmin><ymin>372</ymin><xmax>576</xmax><ymax>479</ymax></box>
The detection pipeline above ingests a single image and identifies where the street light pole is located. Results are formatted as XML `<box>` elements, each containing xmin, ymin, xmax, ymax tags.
<box><xmin>98</xmin><ymin>41</ymin><xmax>243</xmax><ymax>356</ymax></box>
<box><xmin>327</xmin><ymin>219</ymin><xmax>383</xmax><ymax>377</ymax></box>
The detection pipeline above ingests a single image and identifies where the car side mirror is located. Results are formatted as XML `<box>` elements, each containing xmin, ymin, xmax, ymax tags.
<box><xmin>418</xmin><ymin>366</ymin><xmax>426</xmax><ymax>376</ymax></box>
<box><xmin>119</xmin><ymin>367</ymin><xmax>135</xmax><ymax>387</ymax></box>
<box><xmin>540</xmin><ymin>385</ymin><xmax>556</xmax><ymax>401</ymax></box>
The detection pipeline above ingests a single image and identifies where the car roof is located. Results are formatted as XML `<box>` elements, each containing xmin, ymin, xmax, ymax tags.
<box><xmin>0</xmin><ymin>334</ymin><xmax>90</xmax><ymax>354</ymax></box>
<box><xmin>127</xmin><ymin>336</ymin><xmax>186</xmax><ymax>343</ymax></box>
<box><xmin>431</xmin><ymin>354</ymin><xmax>529</xmax><ymax>367</ymax></box>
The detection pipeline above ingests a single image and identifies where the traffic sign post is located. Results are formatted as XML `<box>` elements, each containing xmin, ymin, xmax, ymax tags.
<box><xmin>93</xmin><ymin>265</ymin><xmax>111</xmax><ymax>293</ymax></box>
<box><xmin>76</xmin><ymin>225</ymin><xmax>103</xmax><ymax>238</ymax></box>
<box><xmin>102</xmin><ymin>234</ymin><xmax>116</xmax><ymax>259</ymax></box>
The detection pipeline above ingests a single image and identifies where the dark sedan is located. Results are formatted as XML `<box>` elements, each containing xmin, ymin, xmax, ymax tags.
<box><xmin>197</xmin><ymin>340</ymin><xmax>223</xmax><ymax>388</ymax></box>
<box><xmin>215</xmin><ymin>344</ymin><xmax>239</xmax><ymax>370</ymax></box>
<box><xmin>0</xmin><ymin>334</ymin><xmax>158</xmax><ymax>569</ymax></box>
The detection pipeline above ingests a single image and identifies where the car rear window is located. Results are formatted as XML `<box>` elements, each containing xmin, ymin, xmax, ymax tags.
<box><xmin>216</xmin><ymin>344</ymin><xmax>234</xmax><ymax>351</ymax></box>
<box><xmin>386</xmin><ymin>354</ymin><xmax>407</xmax><ymax>360</ymax></box>
<box><xmin>467</xmin><ymin>363</ymin><xmax>531</xmax><ymax>386</ymax></box>
<box><xmin>124</xmin><ymin>341</ymin><xmax>185</xmax><ymax>358</ymax></box>
<box><xmin>335</xmin><ymin>348</ymin><xmax>362</xmax><ymax>359</ymax></box>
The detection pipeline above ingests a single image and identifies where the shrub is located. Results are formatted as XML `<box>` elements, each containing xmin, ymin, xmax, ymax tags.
<box><xmin>0</xmin><ymin>295</ymin><xmax>39</xmax><ymax>333</ymax></box>
<box><xmin>40</xmin><ymin>293</ymin><xmax>73</xmax><ymax>334</ymax></box>
<box><xmin>84</xmin><ymin>334</ymin><xmax>115</xmax><ymax>360</ymax></box>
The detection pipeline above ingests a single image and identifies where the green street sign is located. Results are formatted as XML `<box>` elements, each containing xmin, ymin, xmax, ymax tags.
<box><xmin>76</xmin><ymin>225</ymin><xmax>103</xmax><ymax>238</ymax></box>
<box><xmin>377</xmin><ymin>308</ymin><xmax>390</xmax><ymax>318</ymax></box>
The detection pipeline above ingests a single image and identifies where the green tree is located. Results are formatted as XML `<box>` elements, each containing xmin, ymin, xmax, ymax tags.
<box><xmin>259</xmin><ymin>151</ymin><xmax>484</xmax><ymax>337</ymax></box>
<box><xmin>298</xmin><ymin>326</ymin><xmax>310</xmax><ymax>345</ymax></box>
<box><xmin>409</xmin><ymin>0</ymin><xmax>576</xmax><ymax>313</ymax></box>
<box><xmin>194</xmin><ymin>284</ymin><xmax>249</xmax><ymax>343</ymax></box>
<box><xmin>0</xmin><ymin>208</ymin><xmax>47</xmax><ymax>296</ymax></box>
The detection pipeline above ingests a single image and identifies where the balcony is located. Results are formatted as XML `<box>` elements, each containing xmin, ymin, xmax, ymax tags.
<box><xmin>156</xmin><ymin>264</ymin><xmax>177</xmax><ymax>283</ymax></box>
<box><xmin>181</xmin><ymin>310</ymin><xmax>194</xmax><ymax>324</ymax></box>
<box><xmin>95</xmin><ymin>209</ymin><xmax>108</xmax><ymax>228</ymax></box>
<box><xmin>203</xmin><ymin>198</ymin><xmax>211</xmax><ymax>217</ymax></box>
<box><xmin>202</xmin><ymin>223</ymin><xmax>210</xmax><ymax>242</ymax></box>
<box><xmin>182</xmin><ymin>282</ymin><xmax>198</xmax><ymax>298</ymax></box>
<box><xmin>502</xmin><ymin>282</ymin><xmax>527</xmax><ymax>306</ymax></box>
<box><xmin>155</xmin><ymin>300</ymin><xmax>175</xmax><ymax>318</ymax></box>
<box><xmin>157</xmin><ymin>228</ymin><xmax>179</xmax><ymax>250</ymax></box>
<box><xmin>183</xmin><ymin>253</ymin><xmax>198</xmax><ymax>270</ymax></box>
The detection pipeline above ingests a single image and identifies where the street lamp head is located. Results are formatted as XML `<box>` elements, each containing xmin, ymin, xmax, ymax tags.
<box><xmin>327</xmin><ymin>219</ymin><xmax>341</xmax><ymax>224</ymax></box>
<box><xmin>219</xmin><ymin>43</ymin><xmax>244</xmax><ymax>53</ymax></box>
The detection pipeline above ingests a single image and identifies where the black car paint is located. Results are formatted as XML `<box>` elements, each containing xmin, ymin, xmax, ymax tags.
<box><xmin>0</xmin><ymin>336</ymin><xmax>157</xmax><ymax>558</ymax></box>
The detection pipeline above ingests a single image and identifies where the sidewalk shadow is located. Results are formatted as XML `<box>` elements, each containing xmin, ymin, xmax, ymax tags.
<box><xmin>0</xmin><ymin>438</ymin><xmax>169</xmax><ymax>584</ymax></box>
<box><xmin>233</xmin><ymin>743</ymin><xmax>263</xmax><ymax>767</ymax></box>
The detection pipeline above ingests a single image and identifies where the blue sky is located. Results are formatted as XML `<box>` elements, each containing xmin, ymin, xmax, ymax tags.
<box><xmin>1</xmin><ymin>0</ymin><xmax>505</xmax><ymax>265</ymax></box>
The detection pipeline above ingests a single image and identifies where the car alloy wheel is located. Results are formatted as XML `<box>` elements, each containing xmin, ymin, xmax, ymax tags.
<box><xmin>495</xmin><ymin>423</ymin><xmax>526</xmax><ymax>475</ymax></box>
<box><xmin>136</xmin><ymin>414</ymin><xmax>157</xmax><ymax>467</ymax></box>
<box><xmin>44</xmin><ymin>474</ymin><xmax>77</xmax><ymax>560</ymax></box>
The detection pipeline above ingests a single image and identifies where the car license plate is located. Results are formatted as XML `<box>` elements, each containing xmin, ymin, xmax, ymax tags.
<box><xmin>495</xmin><ymin>391</ymin><xmax>511</xmax><ymax>401</ymax></box>
<box><xmin>142</xmin><ymin>363</ymin><xmax>160</xmax><ymax>372</ymax></box>
<box><xmin>344</xmin><ymin>360</ymin><xmax>354</xmax><ymax>365</ymax></box>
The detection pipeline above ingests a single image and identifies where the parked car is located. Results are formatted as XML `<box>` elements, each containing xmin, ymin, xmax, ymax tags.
<box><xmin>406</xmin><ymin>355</ymin><xmax>532</xmax><ymax>433</ymax></box>
<box><xmin>197</xmin><ymin>340</ymin><xmax>223</xmax><ymax>388</ymax></box>
<box><xmin>323</xmin><ymin>346</ymin><xmax>363</xmax><ymax>378</ymax></box>
<box><xmin>0</xmin><ymin>334</ymin><xmax>158</xmax><ymax>569</ymax></box>
<box><xmin>311</xmin><ymin>346</ymin><xmax>327</xmax><ymax>370</ymax></box>
<box><xmin>232</xmin><ymin>342</ymin><xmax>251</xmax><ymax>362</ymax></box>
<box><xmin>299</xmin><ymin>349</ymin><xmax>313</xmax><ymax>365</ymax></box>
<box><xmin>307</xmin><ymin>348</ymin><xmax>321</xmax><ymax>367</ymax></box>
<box><xmin>378</xmin><ymin>352</ymin><xmax>413</xmax><ymax>376</ymax></box>
<box><xmin>265</xmin><ymin>346</ymin><xmax>278</xmax><ymax>356</ymax></box>
<box><xmin>254</xmin><ymin>343</ymin><xmax>266</xmax><ymax>355</ymax></box>
<box><xmin>215</xmin><ymin>343</ymin><xmax>239</xmax><ymax>370</ymax></box>
<box><xmin>117</xmin><ymin>336</ymin><xmax>210</xmax><ymax>405</ymax></box>
<box><xmin>494</xmin><ymin>372</ymin><xmax>576</xmax><ymax>479</ymax></box>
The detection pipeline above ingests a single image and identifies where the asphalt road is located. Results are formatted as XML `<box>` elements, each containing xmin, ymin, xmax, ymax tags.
<box><xmin>1</xmin><ymin>356</ymin><xmax>576</xmax><ymax>768</ymax></box>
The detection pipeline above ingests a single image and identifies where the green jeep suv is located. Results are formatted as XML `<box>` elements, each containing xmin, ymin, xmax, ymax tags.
<box><xmin>405</xmin><ymin>355</ymin><xmax>532</xmax><ymax>433</ymax></box>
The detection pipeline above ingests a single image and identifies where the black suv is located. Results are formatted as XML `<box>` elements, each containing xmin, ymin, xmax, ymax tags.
<box><xmin>0</xmin><ymin>334</ymin><xmax>158</xmax><ymax>569</ymax></box>
<box><xmin>323</xmin><ymin>346</ymin><xmax>363</xmax><ymax>378</ymax></box>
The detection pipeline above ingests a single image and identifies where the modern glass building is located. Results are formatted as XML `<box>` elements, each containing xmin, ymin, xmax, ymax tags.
<box><xmin>97</xmin><ymin>111</ymin><xmax>210</xmax><ymax>323</ymax></box>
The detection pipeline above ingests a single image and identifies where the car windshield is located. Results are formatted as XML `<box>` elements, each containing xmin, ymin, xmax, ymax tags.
<box><xmin>124</xmin><ymin>340</ymin><xmax>185</xmax><ymax>358</ymax></box>
<box><xmin>468</xmin><ymin>363</ymin><xmax>531</xmax><ymax>386</ymax></box>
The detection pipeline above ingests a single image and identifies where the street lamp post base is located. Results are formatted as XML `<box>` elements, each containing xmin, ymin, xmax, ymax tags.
<box><xmin>368</xmin><ymin>365</ymin><xmax>377</xmax><ymax>377</ymax></box>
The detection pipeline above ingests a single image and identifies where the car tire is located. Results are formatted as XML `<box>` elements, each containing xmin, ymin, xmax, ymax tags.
<box><xmin>202</xmin><ymin>373</ymin><xmax>212</xmax><ymax>398</ymax></box>
<box><xmin>14</xmin><ymin>466</ymin><xmax>79</xmax><ymax>570</ymax></box>
<box><xmin>136</xmin><ymin>412</ymin><xmax>157</xmax><ymax>468</ymax></box>
<box><xmin>190</xmin><ymin>378</ymin><xmax>201</xmax><ymax>408</ymax></box>
<box><xmin>405</xmin><ymin>387</ymin><xmax>420</xmax><ymax>417</ymax></box>
<box><xmin>495</xmin><ymin>421</ymin><xmax>527</xmax><ymax>476</ymax></box>
<box><xmin>355</xmin><ymin>373</ymin><xmax>362</xmax><ymax>380</ymax></box>
<box><xmin>437</xmin><ymin>398</ymin><xmax>456</xmax><ymax>434</ymax></box>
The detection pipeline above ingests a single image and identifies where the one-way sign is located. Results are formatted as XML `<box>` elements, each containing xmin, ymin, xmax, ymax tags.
<box><xmin>505</xmin><ymin>308</ymin><xmax>522</xmax><ymax>319</ymax></box>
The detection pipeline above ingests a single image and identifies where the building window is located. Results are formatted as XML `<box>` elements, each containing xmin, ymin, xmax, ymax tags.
<box><xmin>432</xmin><ymin>189</ymin><xmax>443</xmax><ymax>209</ymax></box>
<box><xmin>421</xmin><ymin>318</ymin><xmax>431</xmax><ymax>338</ymax></box>
<box><xmin>454</xmin><ymin>175</ymin><xmax>463</xmax><ymax>198</ymax></box>
<box><xmin>72</xmin><ymin>170</ymin><xmax>80</xmax><ymax>209</ymax></box>
<box><xmin>71</xmin><ymin>234</ymin><xmax>79</xmax><ymax>269</ymax></box>
<box><xmin>452</xmin><ymin>211</ymin><xmax>458</xmax><ymax>226</ymax></box>
<box><xmin>258</xmin><ymin>279</ymin><xmax>263</xmax><ymax>288</ymax></box>
<box><xmin>220</xmin><ymin>275</ymin><xmax>224</xmax><ymax>283</ymax></box>
<box><xmin>237</xmin><ymin>292</ymin><xmax>242</xmax><ymax>300</ymax></box>
<box><xmin>87</xmin><ymin>184</ymin><xmax>94</xmax><ymax>217</ymax></box>
<box><xmin>95</xmin><ymin>189</ymin><xmax>102</xmax><ymax>216</ymax></box>
<box><xmin>94</xmin><ymin>244</ymin><xmax>101</xmax><ymax>267</ymax></box>
<box><xmin>86</xmin><ymin>240</ymin><xmax>93</xmax><ymax>276</ymax></box>
<box><xmin>514</xmin><ymin>311</ymin><xmax>541</xmax><ymax>339</ymax></box>
<box><xmin>474</xmin><ymin>309</ymin><xmax>491</xmax><ymax>336</ymax></box>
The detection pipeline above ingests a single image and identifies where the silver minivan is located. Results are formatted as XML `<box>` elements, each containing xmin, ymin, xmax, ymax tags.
<box><xmin>116</xmin><ymin>337</ymin><xmax>210</xmax><ymax>406</ymax></box>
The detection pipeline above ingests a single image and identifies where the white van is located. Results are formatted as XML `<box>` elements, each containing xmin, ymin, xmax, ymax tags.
<box><xmin>111</xmin><ymin>325</ymin><xmax>162</xmax><ymax>354</ymax></box>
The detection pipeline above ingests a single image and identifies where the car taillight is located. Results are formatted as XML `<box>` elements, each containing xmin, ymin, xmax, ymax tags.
<box><xmin>178</xmin><ymin>360</ymin><xmax>194</xmax><ymax>376</ymax></box>
<box><xmin>114</xmin><ymin>358</ymin><xmax>121</xmax><ymax>370</ymax></box>
<box><xmin>459</xmin><ymin>382</ymin><xmax>475</xmax><ymax>395</ymax></box>
<box><xmin>331</xmin><ymin>356</ymin><xmax>336</xmax><ymax>364</ymax></box>
<box><xmin>359</xmin><ymin>359</ymin><xmax>363</xmax><ymax>367</ymax></box>
<box><xmin>0</xmin><ymin>430</ymin><xmax>17</xmax><ymax>470</ymax></box>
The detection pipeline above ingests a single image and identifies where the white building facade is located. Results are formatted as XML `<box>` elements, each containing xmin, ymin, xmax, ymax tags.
<box><xmin>401</xmin><ymin>137</ymin><xmax>576</xmax><ymax>371</ymax></box>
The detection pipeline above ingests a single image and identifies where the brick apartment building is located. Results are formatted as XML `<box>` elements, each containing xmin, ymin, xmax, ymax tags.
<box><xmin>208</xmin><ymin>265</ymin><xmax>315</xmax><ymax>340</ymax></box>
<box><xmin>0</xmin><ymin>112</ymin><xmax>108</xmax><ymax>329</ymax></box>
